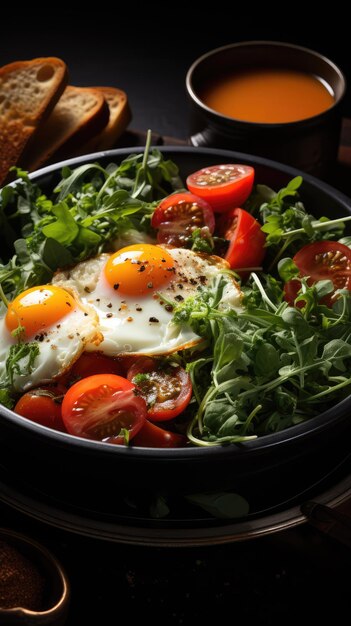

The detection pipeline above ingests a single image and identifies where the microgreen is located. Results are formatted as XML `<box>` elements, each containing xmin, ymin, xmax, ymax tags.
<box><xmin>248</xmin><ymin>177</ymin><xmax>350</xmax><ymax>270</ymax></box>
<box><xmin>170</xmin><ymin>272</ymin><xmax>351</xmax><ymax>445</ymax></box>
<box><xmin>0</xmin><ymin>137</ymin><xmax>182</xmax><ymax>302</ymax></box>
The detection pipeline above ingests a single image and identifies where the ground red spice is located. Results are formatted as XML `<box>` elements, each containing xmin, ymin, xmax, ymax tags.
<box><xmin>0</xmin><ymin>539</ymin><xmax>44</xmax><ymax>610</ymax></box>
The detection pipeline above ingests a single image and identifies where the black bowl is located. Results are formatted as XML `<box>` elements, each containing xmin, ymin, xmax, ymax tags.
<box><xmin>0</xmin><ymin>147</ymin><xmax>350</xmax><ymax>529</ymax></box>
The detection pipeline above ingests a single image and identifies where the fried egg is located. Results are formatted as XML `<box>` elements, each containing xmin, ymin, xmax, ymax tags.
<box><xmin>53</xmin><ymin>244</ymin><xmax>242</xmax><ymax>356</ymax></box>
<box><xmin>0</xmin><ymin>285</ymin><xmax>101</xmax><ymax>391</ymax></box>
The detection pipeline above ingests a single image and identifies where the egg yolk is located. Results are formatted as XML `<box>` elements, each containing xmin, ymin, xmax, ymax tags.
<box><xmin>5</xmin><ymin>285</ymin><xmax>77</xmax><ymax>339</ymax></box>
<box><xmin>104</xmin><ymin>244</ymin><xmax>175</xmax><ymax>296</ymax></box>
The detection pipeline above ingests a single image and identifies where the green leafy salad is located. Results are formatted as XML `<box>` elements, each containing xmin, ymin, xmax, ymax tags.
<box><xmin>1</xmin><ymin>133</ymin><xmax>351</xmax><ymax>448</ymax></box>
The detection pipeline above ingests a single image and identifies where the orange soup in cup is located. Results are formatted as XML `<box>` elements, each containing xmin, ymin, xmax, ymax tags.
<box><xmin>201</xmin><ymin>68</ymin><xmax>335</xmax><ymax>124</ymax></box>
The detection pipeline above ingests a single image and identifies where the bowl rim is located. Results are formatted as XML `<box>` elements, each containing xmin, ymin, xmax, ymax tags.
<box><xmin>1</xmin><ymin>144</ymin><xmax>351</xmax><ymax>460</ymax></box>
<box><xmin>186</xmin><ymin>40</ymin><xmax>347</xmax><ymax>129</ymax></box>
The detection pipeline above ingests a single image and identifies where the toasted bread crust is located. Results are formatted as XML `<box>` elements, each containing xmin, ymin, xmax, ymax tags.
<box><xmin>25</xmin><ymin>86</ymin><xmax>110</xmax><ymax>170</ymax></box>
<box><xmin>75</xmin><ymin>87</ymin><xmax>131</xmax><ymax>155</ymax></box>
<box><xmin>0</xmin><ymin>57</ymin><xmax>68</xmax><ymax>184</ymax></box>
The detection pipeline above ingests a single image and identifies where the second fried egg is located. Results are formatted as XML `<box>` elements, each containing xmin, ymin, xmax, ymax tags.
<box><xmin>53</xmin><ymin>244</ymin><xmax>242</xmax><ymax>356</ymax></box>
<box><xmin>0</xmin><ymin>285</ymin><xmax>101</xmax><ymax>391</ymax></box>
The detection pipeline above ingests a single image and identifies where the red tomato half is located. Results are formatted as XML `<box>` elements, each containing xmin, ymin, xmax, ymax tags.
<box><xmin>186</xmin><ymin>164</ymin><xmax>254</xmax><ymax>213</ymax></box>
<box><xmin>151</xmin><ymin>192</ymin><xmax>215</xmax><ymax>247</ymax></box>
<box><xmin>132</xmin><ymin>420</ymin><xmax>187</xmax><ymax>448</ymax></box>
<box><xmin>218</xmin><ymin>208</ymin><xmax>266</xmax><ymax>273</ymax></box>
<box><xmin>283</xmin><ymin>279</ymin><xmax>303</xmax><ymax>307</ymax></box>
<box><xmin>127</xmin><ymin>357</ymin><xmax>192</xmax><ymax>421</ymax></box>
<box><xmin>15</xmin><ymin>386</ymin><xmax>66</xmax><ymax>432</ymax></box>
<box><xmin>284</xmin><ymin>241</ymin><xmax>351</xmax><ymax>307</ymax></box>
<box><xmin>61</xmin><ymin>374</ymin><xmax>146</xmax><ymax>444</ymax></box>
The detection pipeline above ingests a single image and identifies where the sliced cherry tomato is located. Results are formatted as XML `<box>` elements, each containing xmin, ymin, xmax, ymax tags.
<box><xmin>283</xmin><ymin>279</ymin><xmax>303</xmax><ymax>307</ymax></box>
<box><xmin>293</xmin><ymin>241</ymin><xmax>351</xmax><ymax>286</ymax></box>
<box><xmin>186</xmin><ymin>164</ymin><xmax>255</xmax><ymax>213</ymax></box>
<box><xmin>69</xmin><ymin>352</ymin><xmax>122</xmax><ymax>382</ymax></box>
<box><xmin>151</xmin><ymin>192</ymin><xmax>215</xmax><ymax>247</ymax></box>
<box><xmin>118</xmin><ymin>355</ymin><xmax>140</xmax><ymax>377</ymax></box>
<box><xmin>61</xmin><ymin>374</ymin><xmax>146</xmax><ymax>444</ymax></box>
<box><xmin>218</xmin><ymin>208</ymin><xmax>266</xmax><ymax>273</ymax></box>
<box><xmin>284</xmin><ymin>241</ymin><xmax>351</xmax><ymax>307</ymax></box>
<box><xmin>127</xmin><ymin>357</ymin><xmax>192</xmax><ymax>421</ymax></box>
<box><xmin>132</xmin><ymin>420</ymin><xmax>187</xmax><ymax>448</ymax></box>
<box><xmin>15</xmin><ymin>385</ymin><xmax>66</xmax><ymax>432</ymax></box>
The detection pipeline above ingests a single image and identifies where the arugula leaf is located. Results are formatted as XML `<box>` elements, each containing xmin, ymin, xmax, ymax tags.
<box><xmin>0</xmin><ymin>139</ymin><xmax>181</xmax><ymax>301</ymax></box>
<box><xmin>5</xmin><ymin>342</ymin><xmax>40</xmax><ymax>386</ymax></box>
<box><xmin>173</xmin><ymin>270</ymin><xmax>351</xmax><ymax>445</ymax></box>
<box><xmin>42</xmin><ymin>201</ymin><xmax>79</xmax><ymax>244</ymax></box>
<box><xmin>185</xmin><ymin>491</ymin><xmax>249</xmax><ymax>519</ymax></box>
<box><xmin>55</xmin><ymin>163</ymin><xmax>107</xmax><ymax>201</ymax></box>
<box><xmin>0</xmin><ymin>387</ymin><xmax>15</xmax><ymax>409</ymax></box>
<box><xmin>251</xmin><ymin>177</ymin><xmax>351</xmax><ymax>269</ymax></box>
<box><xmin>190</xmin><ymin>227</ymin><xmax>215</xmax><ymax>253</ymax></box>
<box><xmin>149</xmin><ymin>494</ymin><xmax>170</xmax><ymax>519</ymax></box>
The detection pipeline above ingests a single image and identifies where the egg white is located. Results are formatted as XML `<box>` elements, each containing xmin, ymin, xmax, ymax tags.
<box><xmin>0</xmin><ymin>296</ymin><xmax>101</xmax><ymax>392</ymax></box>
<box><xmin>53</xmin><ymin>247</ymin><xmax>242</xmax><ymax>356</ymax></box>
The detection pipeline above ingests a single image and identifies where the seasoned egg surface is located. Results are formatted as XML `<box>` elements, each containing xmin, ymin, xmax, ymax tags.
<box><xmin>53</xmin><ymin>244</ymin><xmax>242</xmax><ymax>356</ymax></box>
<box><xmin>0</xmin><ymin>285</ymin><xmax>101</xmax><ymax>391</ymax></box>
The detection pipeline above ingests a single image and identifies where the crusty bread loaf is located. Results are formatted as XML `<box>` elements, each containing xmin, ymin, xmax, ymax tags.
<box><xmin>0</xmin><ymin>57</ymin><xmax>68</xmax><ymax>184</ymax></box>
<box><xmin>76</xmin><ymin>86</ymin><xmax>131</xmax><ymax>154</ymax></box>
<box><xmin>24</xmin><ymin>85</ymin><xmax>110</xmax><ymax>171</ymax></box>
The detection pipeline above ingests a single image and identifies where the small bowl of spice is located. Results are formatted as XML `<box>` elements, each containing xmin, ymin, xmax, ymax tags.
<box><xmin>186</xmin><ymin>41</ymin><xmax>346</xmax><ymax>177</ymax></box>
<box><xmin>0</xmin><ymin>529</ymin><xmax>69</xmax><ymax>625</ymax></box>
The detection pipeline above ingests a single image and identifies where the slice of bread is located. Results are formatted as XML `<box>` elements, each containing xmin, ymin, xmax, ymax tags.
<box><xmin>0</xmin><ymin>57</ymin><xmax>68</xmax><ymax>185</ymax></box>
<box><xmin>76</xmin><ymin>86</ymin><xmax>131</xmax><ymax>154</ymax></box>
<box><xmin>24</xmin><ymin>85</ymin><xmax>110</xmax><ymax>171</ymax></box>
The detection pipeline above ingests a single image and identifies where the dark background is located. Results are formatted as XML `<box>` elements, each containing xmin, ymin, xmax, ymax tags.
<box><xmin>1</xmin><ymin>10</ymin><xmax>350</xmax><ymax>625</ymax></box>
<box><xmin>1</xmin><ymin>8</ymin><xmax>350</xmax><ymax>140</ymax></box>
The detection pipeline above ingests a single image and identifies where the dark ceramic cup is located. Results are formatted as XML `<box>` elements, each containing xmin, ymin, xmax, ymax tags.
<box><xmin>186</xmin><ymin>41</ymin><xmax>346</xmax><ymax>177</ymax></box>
<box><xmin>0</xmin><ymin>529</ymin><xmax>69</xmax><ymax>626</ymax></box>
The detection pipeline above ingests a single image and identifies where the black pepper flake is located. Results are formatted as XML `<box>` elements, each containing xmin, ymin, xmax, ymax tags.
<box><xmin>84</xmin><ymin>312</ymin><xmax>88</xmax><ymax>316</ymax></box>
<box><xmin>136</xmin><ymin>306</ymin><xmax>142</xmax><ymax>311</ymax></box>
<box><xmin>161</xmin><ymin>258</ymin><xmax>166</xmax><ymax>263</ymax></box>
<box><xmin>199</xmin><ymin>275</ymin><xmax>207</xmax><ymax>285</ymax></box>
<box><xmin>84</xmin><ymin>286</ymin><xmax>91</xmax><ymax>293</ymax></box>
<box><xmin>165</xmin><ymin>304</ymin><xmax>173</xmax><ymax>312</ymax></box>
<box><xmin>177</xmin><ymin>283</ymin><xmax>184</xmax><ymax>289</ymax></box>
<box><xmin>107</xmin><ymin>303</ymin><xmax>112</xmax><ymax>308</ymax></box>
<box><xmin>35</xmin><ymin>333</ymin><xmax>45</xmax><ymax>342</ymax></box>
<box><xmin>166</xmin><ymin>267</ymin><xmax>176</xmax><ymax>272</ymax></box>
<box><xmin>147</xmin><ymin>282</ymin><xmax>153</xmax><ymax>289</ymax></box>
<box><xmin>65</xmin><ymin>301</ymin><xmax>72</xmax><ymax>307</ymax></box>
<box><xmin>56</xmin><ymin>324</ymin><xmax>61</xmax><ymax>329</ymax></box>
<box><xmin>149</xmin><ymin>317</ymin><xmax>159</xmax><ymax>323</ymax></box>
<box><xmin>138</xmin><ymin>265</ymin><xmax>146</xmax><ymax>273</ymax></box>
<box><xmin>96</xmin><ymin>298</ymin><xmax>100</xmax><ymax>302</ymax></box>
<box><xmin>113</xmin><ymin>284</ymin><xmax>119</xmax><ymax>291</ymax></box>
<box><xmin>131</xmin><ymin>259</ymin><xmax>141</xmax><ymax>265</ymax></box>
<box><xmin>190</xmin><ymin>278</ymin><xmax>197</xmax><ymax>285</ymax></box>
<box><xmin>175</xmin><ymin>295</ymin><xmax>184</xmax><ymax>302</ymax></box>
<box><xmin>106</xmin><ymin>313</ymin><xmax>113</xmax><ymax>318</ymax></box>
